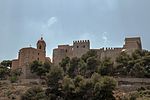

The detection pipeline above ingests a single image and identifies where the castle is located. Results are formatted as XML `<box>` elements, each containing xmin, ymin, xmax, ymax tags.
<box><xmin>12</xmin><ymin>37</ymin><xmax>142</xmax><ymax>79</ymax></box>
<box><xmin>12</xmin><ymin>37</ymin><xmax>50</xmax><ymax>79</ymax></box>
<box><xmin>53</xmin><ymin>37</ymin><xmax>142</xmax><ymax>65</ymax></box>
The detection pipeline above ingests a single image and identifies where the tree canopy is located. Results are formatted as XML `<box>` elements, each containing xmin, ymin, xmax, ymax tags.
<box><xmin>22</xmin><ymin>49</ymin><xmax>150</xmax><ymax>100</ymax></box>
<box><xmin>30</xmin><ymin>60</ymin><xmax>51</xmax><ymax>78</ymax></box>
<box><xmin>116</xmin><ymin>50</ymin><xmax>150</xmax><ymax>78</ymax></box>
<box><xmin>1</xmin><ymin>60</ymin><xmax>12</xmax><ymax>68</ymax></box>
<box><xmin>0</xmin><ymin>64</ymin><xmax>10</xmax><ymax>80</ymax></box>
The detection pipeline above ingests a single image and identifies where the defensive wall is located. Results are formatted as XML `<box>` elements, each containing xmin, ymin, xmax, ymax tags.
<box><xmin>53</xmin><ymin>37</ymin><xmax>142</xmax><ymax>65</ymax></box>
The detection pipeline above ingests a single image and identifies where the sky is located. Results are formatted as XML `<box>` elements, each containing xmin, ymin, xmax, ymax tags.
<box><xmin>0</xmin><ymin>0</ymin><xmax>150</xmax><ymax>61</ymax></box>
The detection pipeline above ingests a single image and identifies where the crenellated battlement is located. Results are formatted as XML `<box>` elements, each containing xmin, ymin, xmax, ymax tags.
<box><xmin>53</xmin><ymin>37</ymin><xmax>142</xmax><ymax>65</ymax></box>
<box><xmin>103</xmin><ymin>47</ymin><xmax>122</xmax><ymax>50</ymax></box>
<box><xmin>73</xmin><ymin>40</ymin><xmax>90</xmax><ymax>44</ymax></box>
<box><xmin>87</xmin><ymin>47</ymin><xmax>122</xmax><ymax>51</ymax></box>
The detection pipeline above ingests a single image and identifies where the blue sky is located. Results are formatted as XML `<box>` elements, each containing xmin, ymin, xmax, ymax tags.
<box><xmin>0</xmin><ymin>0</ymin><xmax>150</xmax><ymax>61</ymax></box>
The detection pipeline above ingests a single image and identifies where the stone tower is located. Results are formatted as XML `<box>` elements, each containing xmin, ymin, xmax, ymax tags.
<box><xmin>53</xmin><ymin>40</ymin><xmax>90</xmax><ymax>65</ymax></box>
<box><xmin>36</xmin><ymin>37</ymin><xmax>46</xmax><ymax>61</ymax></box>
<box><xmin>37</xmin><ymin>37</ymin><xmax>46</xmax><ymax>52</ymax></box>
<box><xmin>73</xmin><ymin>40</ymin><xmax>90</xmax><ymax>58</ymax></box>
<box><xmin>18</xmin><ymin>37</ymin><xmax>47</xmax><ymax>78</ymax></box>
<box><xmin>123</xmin><ymin>37</ymin><xmax>142</xmax><ymax>55</ymax></box>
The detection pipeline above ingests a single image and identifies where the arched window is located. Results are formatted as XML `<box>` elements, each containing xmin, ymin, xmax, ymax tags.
<box><xmin>39</xmin><ymin>45</ymin><xmax>42</xmax><ymax>49</ymax></box>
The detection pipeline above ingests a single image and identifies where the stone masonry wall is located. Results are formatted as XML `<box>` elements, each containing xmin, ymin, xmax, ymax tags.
<box><xmin>53</xmin><ymin>37</ymin><xmax>142</xmax><ymax>66</ymax></box>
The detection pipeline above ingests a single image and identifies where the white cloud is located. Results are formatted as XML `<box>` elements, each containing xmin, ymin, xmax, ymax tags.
<box><xmin>47</xmin><ymin>17</ymin><xmax>57</xmax><ymax>27</ymax></box>
<box><xmin>40</xmin><ymin>17</ymin><xmax>58</xmax><ymax>34</ymax></box>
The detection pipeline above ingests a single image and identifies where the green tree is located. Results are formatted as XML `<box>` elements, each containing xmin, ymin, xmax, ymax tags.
<box><xmin>11</xmin><ymin>68</ymin><xmax>22</xmax><ymax>76</ymax></box>
<box><xmin>98</xmin><ymin>57</ymin><xmax>114</xmax><ymax>76</ymax></box>
<box><xmin>21</xmin><ymin>86</ymin><xmax>46</xmax><ymax>100</ymax></box>
<box><xmin>67</xmin><ymin>57</ymin><xmax>81</xmax><ymax>78</ymax></box>
<box><xmin>86</xmin><ymin>57</ymin><xmax>99</xmax><ymax>70</ymax></box>
<box><xmin>1</xmin><ymin>60</ymin><xmax>12</xmax><ymax>68</ymax></box>
<box><xmin>129</xmin><ymin>50</ymin><xmax>150</xmax><ymax>78</ymax></box>
<box><xmin>143</xmin><ymin>55</ymin><xmax>150</xmax><ymax>77</ymax></box>
<box><xmin>59</xmin><ymin>57</ymin><xmax>70</xmax><ymax>74</ymax></box>
<box><xmin>62</xmin><ymin>76</ymin><xmax>75</xmax><ymax>100</ymax></box>
<box><xmin>0</xmin><ymin>64</ymin><xmax>10</xmax><ymax>80</ymax></box>
<box><xmin>93</xmin><ymin>76</ymin><xmax>117</xmax><ymax>100</ymax></box>
<box><xmin>78</xmin><ymin>79</ymin><xmax>93</xmax><ymax>99</ymax></box>
<box><xmin>30</xmin><ymin>61</ymin><xmax>51</xmax><ymax>78</ymax></box>
<box><xmin>77</xmin><ymin>59</ymin><xmax>87</xmax><ymax>77</ymax></box>
<box><xmin>74</xmin><ymin>75</ymin><xmax>84</xmax><ymax>87</ymax></box>
<box><xmin>43</xmin><ymin>62</ymin><xmax>52</xmax><ymax>74</ymax></box>
<box><xmin>132</xmin><ymin>49</ymin><xmax>148</xmax><ymax>60</ymax></box>
<box><xmin>86</xmin><ymin>57</ymin><xmax>99</xmax><ymax>74</ymax></box>
<box><xmin>140</xmin><ymin>54</ymin><xmax>150</xmax><ymax>78</ymax></box>
<box><xmin>130</xmin><ymin>63</ymin><xmax>145</xmax><ymax>78</ymax></box>
<box><xmin>116</xmin><ymin>51</ymin><xmax>131</xmax><ymax>76</ymax></box>
<box><xmin>10</xmin><ymin>68</ymin><xmax>22</xmax><ymax>83</ymax></box>
<box><xmin>91</xmin><ymin>73</ymin><xmax>101</xmax><ymax>84</ymax></box>
<box><xmin>80</xmin><ymin>50</ymin><xmax>99</xmax><ymax>78</ymax></box>
<box><xmin>46</xmin><ymin>66</ymin><xmax>64</xmax><ymax>99</ymax></box>
<box><xmin>81</xmin><ymin>50</ymin><xmax>97</xmax><ymax>62</ymax></box>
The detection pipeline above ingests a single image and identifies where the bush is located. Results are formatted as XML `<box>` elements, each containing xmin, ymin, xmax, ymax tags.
<box><xmin>129</xmin><ymin>92</ymin><xmax>139</xmax><ymax>100</ymax></box>
<box><xmin>21</xmin><ymin>86</ymin><xmax>46</xmax><ymax>100</ymax></box>
<box><xmin>10</xmin><ymin>75</ymin><xmax>17</xmax><ymax>83</ymax></box>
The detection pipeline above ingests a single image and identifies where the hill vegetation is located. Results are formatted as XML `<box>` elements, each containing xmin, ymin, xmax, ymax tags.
<box><xmin>0</xmin><ymin>49</ymin><xmax>150</xmax><ymax>99</ymax></box>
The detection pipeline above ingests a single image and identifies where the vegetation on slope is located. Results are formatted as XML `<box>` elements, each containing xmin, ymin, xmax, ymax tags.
<box><xmin>0</xmin><ymin>49</ymin><xmax>150</xmax><ymax>100</ymax></box>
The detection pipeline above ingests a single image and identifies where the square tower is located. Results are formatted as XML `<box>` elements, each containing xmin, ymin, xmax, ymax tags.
<box><xmin>123</xmin><ymin>37</ymin><xmax>142</xmax><ymax>54</ymax></box>
<box><xmin>73</xmin><ymin>40</ymin><xmax>90</xmax><ymax>58</ymax></box>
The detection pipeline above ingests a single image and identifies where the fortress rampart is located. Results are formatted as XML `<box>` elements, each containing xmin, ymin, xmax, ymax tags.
<box><xmin>53</xmin><ymin>40</ymin><xmax>90</xmax><ymax>65</ymax></box>
<box><xmin>53</xmin><ymin>37</ymin><xmax>142</xmax><ymax>65</ymax></box>
<box><xmin>11</xmin><ymin>37</ymin><xmax>142</xmax><ymax>79</ymax></box>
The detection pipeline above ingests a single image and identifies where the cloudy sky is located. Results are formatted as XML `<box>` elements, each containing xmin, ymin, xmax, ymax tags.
<box><xmin>0</xmin><ymin>0</ymin><xmax>150</xmax><ymax>61</ymax></box>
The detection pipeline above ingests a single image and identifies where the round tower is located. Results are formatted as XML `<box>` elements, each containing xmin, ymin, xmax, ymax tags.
<box><xmin>37</xmin><ymin>37</ymin><xmax>46</xmax><ymax>51</ymax></box>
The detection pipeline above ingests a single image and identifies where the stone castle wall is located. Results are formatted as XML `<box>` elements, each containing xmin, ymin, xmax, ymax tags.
<box><xmin>53</xmin><ymin>37</ymin><xmax>142</xmax><ymax>65</ymax></box>
<box><xmin>11</xmin><ymin>59</ymin><xmax>19</xmax><ymax>70</ymax></box>
<box><xmin>92</xmin><ymin>48</ymin><xmax>123</xmax><ymax>63</ymax></box>
<box><xmin>12</xmin><ymin>37</ymin><xmax>142</xmax><ymax>79</ymax></box>
<box><xmin>53</xmin><ymin>40</ymin><xmax>90</xmax><ymax>65</ymax></box>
